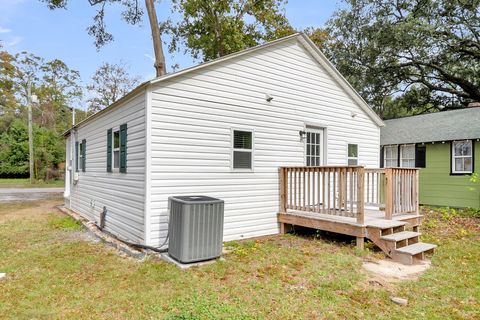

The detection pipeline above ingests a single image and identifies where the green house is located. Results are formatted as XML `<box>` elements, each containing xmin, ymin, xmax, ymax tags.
<box><xmin>381</xmin><ymin>107</ymin><xmax>480</xmax><ymax>208</ymax></box>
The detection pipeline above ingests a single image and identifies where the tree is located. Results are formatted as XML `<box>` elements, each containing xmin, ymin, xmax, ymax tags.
<box><xmin>41</xmin><ymin>0</ymin><xmax>167</xmax><ymax>76</ymax></box>
<box><xmin>0</xmin><ymin>119</ymin><xmax>65</xmax><ymax>179</ymax></box>
<box><xmin>164</xmin><ymin>0</ymin><xmax>293</xmax><ymax>61</ymax></box>
<box><xmin>0</xmin><ymin>48</ymin><xmax>85</xmax><ymax>179</ymax></box>
<box><xmin>325</xmin><ymin>0</ymin><xmax>480</xmax><ymax>118</ymax></box>
<box><xmin>0</xmin><ymin>119</ymin><xmax>29</xmax><ymax>177</ymax></box>
<box><xmin>86</xmin><ymin>62</ymin><xmax>141</xmax><ymax>113</ymax></box>
<box><xmin>9</xmin><ymin>52</ymin><xmax>83</xmax><ymax>132</ymax></box>
<box><xmin>0</xmin><ymin>47</ymin><xmax>18</xmax><ymax>131</ymax></box>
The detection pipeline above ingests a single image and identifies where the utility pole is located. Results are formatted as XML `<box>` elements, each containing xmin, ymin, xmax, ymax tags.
<box><xmin>27</xmin><ymin>81</ymin><xmax>34</xmax><ymax>184</ymax></box>
<box><xmin>71</xmin><ymin>107</ymin><xmax>76</xmax><ymax>126</ymax></box>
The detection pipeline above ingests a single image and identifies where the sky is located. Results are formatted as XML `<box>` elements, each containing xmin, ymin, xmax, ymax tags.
<box><xmin>0</xmin><ymin>0</ymin><xmax>341</xmax><ymax>106</ymax></box>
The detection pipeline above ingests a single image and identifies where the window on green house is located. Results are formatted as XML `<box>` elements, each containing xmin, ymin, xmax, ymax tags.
<box><xmin>452</xmin><ymin>140</ymin><xmax>473</xmax><ymax>174</ymax></box>
<box><xmin>384</xmin><ymin>145</ymin><xmax>398</xmax><ymax>167</ymax></box>
<box><xmin>400</xmin><ymin>144</ymin><xmax>415</xmax><ymax>168</ymax></box>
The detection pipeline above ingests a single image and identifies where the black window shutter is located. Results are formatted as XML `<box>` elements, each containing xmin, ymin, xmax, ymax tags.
<box><xmin>119</xmin><ymin>123</ymin><xmax>127</xmax><ymax>173</ymax></box>
<box><xmin>82</xmin><ymin>139</ymin><xmax>86</xmax><ymax>172</ymax></box>
<box><xmin>75</xmin><ymin>141</ymin><xmax>79</xmax><ymax>172</ymax></box>
<box><xmin>380</xmin><ymin>146</ymin><xmax>384</xmax><ymax>168</ymax></box>
<box><xmin>397</xmin><ymin>145</ymin><xmax>401</xmax><ymax>167</ymax></box>
<box><xmin>107</xmin><ymin>129</ymin><xmax>112</xmax><ymax>172</ymax></box>
<box><xmin>415</xmin><ymin>144</ymin><xmax>426</xmax><ymax>168</ymax></box>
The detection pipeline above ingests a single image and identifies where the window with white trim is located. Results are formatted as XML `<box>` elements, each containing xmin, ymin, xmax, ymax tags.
<box><xmin>400</xmin><ymin>144</ymin><xmax>415</xmax><ymax>168</ymax></box>
<box><xmin>233</xmin><ymin>130</ymin><xmax>253</xmax><ymax>169</ymax></box>
<box><xmin>384</xmin><ymin>145</ymin><xmax>398</xmax><ymax>167</ymax></box>
<box><xmin>347</xmin><ymin>144</ymin><xmax>358</xmax><ymax>166</ymax></box>
<box><xmin>452</xmin><ymin>140</ymin><xmax>473</xmax><ymax>174</ymax></box>
<box><xmin>113</xmin><ymin>130</ymin><xmax>120</xmax><ymax>170</ymax></box>
<box><xmin>78</xmin><ymin>141</ymin><xmax>84</xmax><ymax>171</ymax></box>
<box><xmin>305</xmin><ymin>129</ymin><xmax>323</xmax><ymax>166</ymax></box>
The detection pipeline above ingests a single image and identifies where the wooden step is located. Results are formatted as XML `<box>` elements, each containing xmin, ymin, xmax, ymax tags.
<box><xmin>394</xmin><ymin>214</ymin><xmax>424</xmax><ymax>221</ymax></box>
<box><xmin>381</xmin><ymin>231</ymin><xmax>421</xmax><ymax>242</ymax></box>
<box><xmin>366</xmin><ymin>220</ymin><xmax>407</xmax><ymax>229</ymax></box>
<box><xmin>395</xmin><ymin>242</ymin><xmax>437</xmax><ymax>255</ymax></box>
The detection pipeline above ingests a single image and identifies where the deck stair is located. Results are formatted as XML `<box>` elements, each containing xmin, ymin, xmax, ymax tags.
<box><xmin>366</xmin><ymin>220</ymin><xmax>436</xmax><ymax>265</ymax></box>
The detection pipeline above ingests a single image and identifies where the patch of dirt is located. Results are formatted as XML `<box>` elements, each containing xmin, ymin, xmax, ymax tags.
<box><xmin>0</xmin><ymin>199</ymin><xmax>63</xmax><ymax>222</ymax></box>
<box><xmin>57</xmin><ymin>230</ymin><xmax>101</xmax><ymax>244</ymax></box>
<box><xmin>362</xmin><ymin>259</ymin><xmax>431</xmax><ymax>283</ymax></box>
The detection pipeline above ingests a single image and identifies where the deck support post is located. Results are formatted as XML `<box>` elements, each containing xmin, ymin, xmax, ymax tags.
<box><xmin>356</xmin><ymin>167</ymin><xmax>365</xmax><ymax>225</ymax></box>
<box><xmin>385</xmin><ymin>168</ymin><xmax>394</xmax><ymax>220</ymax></box>
<box><xmin>279</xmin><ymin>167</ymin><xmax>287</xmax><ymax>213</ymax></box>
<box><xmin>280</xmin><ymin>222</ymin><xmax>293</xmax><ymax>234</ymax></box>
<box><xmin>415</xmin><ymin>168</ymin><xmax>420</xmax><ymax>216</ymax></box>
<box><xmin>356</xmin><ymin>236</ymin><xmax>364</xmax><ymax>250</ymax></box>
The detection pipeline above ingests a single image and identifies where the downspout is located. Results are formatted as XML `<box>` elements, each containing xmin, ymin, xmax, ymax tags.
<box><xmin>69</xmin><ymin>126</ymin><xmax>77</xmax><ymax>209</ymax></box>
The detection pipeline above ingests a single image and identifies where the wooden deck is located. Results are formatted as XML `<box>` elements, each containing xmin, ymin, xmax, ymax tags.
<box><xmin>278</xmin><ymin>166</ymin><xmax>436</xmax><ymax>264</ymax></box>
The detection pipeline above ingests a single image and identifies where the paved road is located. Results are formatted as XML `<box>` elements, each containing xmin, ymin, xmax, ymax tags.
<box><xmin>0</xmin><ymin>188</ymin><xmax>64</xmax><ymax>202</ymax></box>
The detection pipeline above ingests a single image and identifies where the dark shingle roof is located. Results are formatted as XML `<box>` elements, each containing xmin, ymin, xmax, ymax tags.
<box><xmin>381</xmin><ymin>108</ymin><xmax>480</xmax><ymax>145</ymax></box>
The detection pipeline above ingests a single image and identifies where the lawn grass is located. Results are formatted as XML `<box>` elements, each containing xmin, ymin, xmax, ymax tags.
<box><xmin>0</xmin><ymin>178</ymin><xmax>64</xmax><ymax>188</ymax></box>
<box><xmin>0</xmin><ymin>201</ymin><xmax>479</xmax><ymax>319</ymax></box>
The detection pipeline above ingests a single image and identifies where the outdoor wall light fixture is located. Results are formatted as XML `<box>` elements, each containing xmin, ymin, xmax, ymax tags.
<box><xmin>266</xmin><ymin>94</ymin><xmax>274</xmax><ymax>102</ymax></box>
<box><xmin>299</xmin><ymin>130</ymin><xmax>307</xmax><ymax>140</ymax></box>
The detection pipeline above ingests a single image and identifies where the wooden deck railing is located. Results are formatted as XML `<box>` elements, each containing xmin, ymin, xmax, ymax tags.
<box><xmin>279</xmin><ymin>166</ymin><xmax>419</xmax><ymax>223</ymax></box>
<box><xmin>279</xmin><ymin>166</ymin><xmax>366</xmax><ymax>224</ymax></box>
<box><xmin>364</xmin><ymin>168</ymin><xmax>385</xmax><ymax>208</ymax></box>
<box><xmin>384</xmin><ymin>167</ymin><xmax>419</xmax><ymax>218</ymax></box>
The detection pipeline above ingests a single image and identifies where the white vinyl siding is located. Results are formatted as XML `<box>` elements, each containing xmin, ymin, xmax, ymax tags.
<box><xmin>67</xmin><ymin>91</ymin><xmax>146</xmax><ymax>244</ymax></box>
<box><xmin>452</xmin><ymin>140</ymin><xmax>473</xmax><ymax>173</ymax></box>
<box><xmin>147</xmin><ymin>38</ymin><xmax>380</xmax><ymax>247</ymax></box>
<box><xmin>384</xmin><ymin>145</ymin><xmax>398</xmax><ymax>167</ymax></box>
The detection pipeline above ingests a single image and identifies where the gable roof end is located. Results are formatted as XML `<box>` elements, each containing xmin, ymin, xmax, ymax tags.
<box><xmin>64</xmin><ymin>33</ymin><xmax>383</xmax><ymax>135</ymax></box>
<box><xmin>296</xmin><ymin>34</ymin><xmax>384</xmax><ymax>127</ymax></box>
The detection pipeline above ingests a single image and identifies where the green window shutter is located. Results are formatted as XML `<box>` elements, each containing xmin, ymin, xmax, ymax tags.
<box><xmin>75</xmin><ymin>141</ymin><xmax>79</xmax><ymax>172</ymax></box>
<box><xmin>119</xmin><ymin>123</ymin><xmax>127</xmax><ymax>173</ymax></box>
<box><xmin>107</xmin><ymin>129</ymin><xmax>112</xmax><ymax>172</ymax></box>
<box><xmin>82</xmin><ymin>139</ymin><xmax>86</xmax><ymax>172</ymax></box>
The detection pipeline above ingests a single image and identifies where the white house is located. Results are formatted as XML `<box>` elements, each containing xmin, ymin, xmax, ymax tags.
<box><xmin>63</xmin><ymin>33</ymin><xmax>384</xmax><ymax>249</ymax></box>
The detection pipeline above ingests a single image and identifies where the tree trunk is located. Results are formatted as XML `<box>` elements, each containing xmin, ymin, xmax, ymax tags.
<box><xmin>145</xmin><ymin>0</ymin><xmax>166</xmax><ymax>77</ymax></box>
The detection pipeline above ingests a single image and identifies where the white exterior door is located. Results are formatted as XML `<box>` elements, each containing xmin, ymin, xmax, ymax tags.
<box><xmin>305</xmin><ymin>128</ymin><xmax>324</xmax><ymax>166</ymax></box>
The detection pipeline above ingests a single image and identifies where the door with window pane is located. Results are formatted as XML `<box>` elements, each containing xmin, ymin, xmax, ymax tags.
<box><xmin>305</xmin><ymin>128</ymin><xmax>324</xmax><ymax>166</ymax></box>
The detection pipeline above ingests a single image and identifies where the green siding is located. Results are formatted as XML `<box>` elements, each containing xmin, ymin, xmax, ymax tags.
<box><xmin>419</xmin><ymin>141</ymin><xmax>480</xmax><ymax>208</ymax></box>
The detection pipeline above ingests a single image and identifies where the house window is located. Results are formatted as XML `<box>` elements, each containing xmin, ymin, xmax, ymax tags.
<box><xmin>76</xmin><ymin>139</ymin><xmax>86</xmax><ymax>172</ymax></box>
<box><xmin>347</xmin><ymin>144</ymin><xmax>358</xmax><ymax>166</ymax></box>
<box><xmin>400</xmin><ymin>144</ymin><xmax>415</xmax><ymax>168</ymax></box>
<box><xmin>233</xmin><ymin>130</ymin><xmax>253</xmax><ymax>169</ymax></box>
<box><xmin>415</xmin><ymin>145</ymin><xmax>426</xmax><ymax>168</ymax></box>
<box><xmin>79</xmin><ymin>142</ymin><xmax>84</xmax><ymax>171</ymax></box>
<box><xmin>384</xmin><ymin>145</ymin><xmax>398</xmax><ymax>167</ymax></box>
<box><xmin>452</xmin><ymin>140</ymin><xmax>473</xmax><ymax>174</ymax></box>
<box><xmin>107</xmin><ymin>124</ymin><xmax>127</xmax><ymax>173</ymax></box>
<box><xmin>305</xmin><ymin>129</ymin><xmax>323</xmax><ymax>166</ymax></box>
<box><xmin>113</xmin><ymin>130</ymin><xmax>120</xmax><ymax>169</ymax></box>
